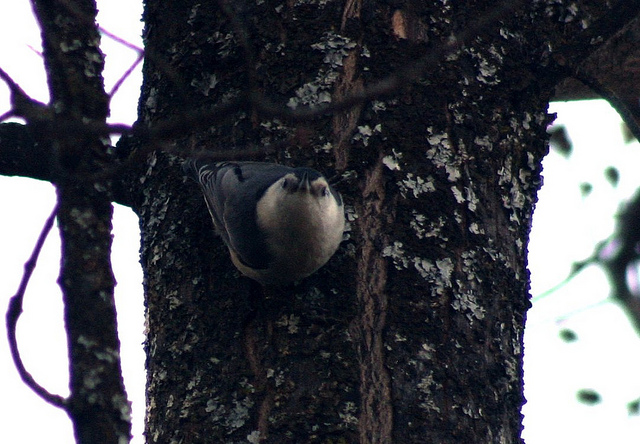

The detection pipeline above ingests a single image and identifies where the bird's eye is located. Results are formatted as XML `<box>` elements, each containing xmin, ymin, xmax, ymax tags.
<box><xmin>281</xmin><ymin>178</ymin><xmax>289</xmax><ymax>189</ymax></box>
<box><xmin>319</xmin><ymin>186</ymin><xmax>329</xmax><ymax>197</ymax></box>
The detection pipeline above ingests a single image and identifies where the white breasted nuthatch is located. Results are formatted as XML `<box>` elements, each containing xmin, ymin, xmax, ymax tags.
<box><xmin>183</xmin><ymin>160</ymin><xmax>345</xmax><ymax>285</ymax></box>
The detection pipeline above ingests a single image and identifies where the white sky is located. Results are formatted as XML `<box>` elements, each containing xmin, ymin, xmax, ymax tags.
<box><xmin>524</xmin><ymin>101</ymin><xmax>640</xmax><ymax>443</ymax></box>
<box><xmin>1</xmin><ymin>2</ymin><xmax>640</xmax><ymax>443</ymax></box>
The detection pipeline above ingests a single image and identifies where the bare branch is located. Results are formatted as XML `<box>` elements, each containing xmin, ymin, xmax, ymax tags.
<box><xmin>98</xmin><ymin>25</ymin><xmax>145</xmax><ymax>98</ymax></box>
<box><xmin>5</xmin><ymin>205</ymin><xmax>66</xmax><ymax>408</ymax></box>
<box><xmin>0</xmin><ymin>66</ymin><xmax>50</xmax><ymax>123</ymax></box>
<box><xmin>0</xmin><ymin>122</ymin><xmax>54</xmax><ymax>181</ymax></box>
<box><xmin>108</xmin><ymin>52</ymin><xmax>144</xmax><ymax>98</ymax></box>
<box><xmin>99</xmin><ymin>25</ymin><xmax>143</xmax><ymax>53</ymax></box>
<box><xmin>12</xmin><ymin>0</ymin><xmax>527</xmax><ymax>139</ymax></box>
<box><xmin>217</xmin><ymin>0</ymin><xmax>258</xmax><ymax>89</ymax></box>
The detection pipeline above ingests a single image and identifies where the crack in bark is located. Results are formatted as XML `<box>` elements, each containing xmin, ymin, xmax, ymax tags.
<box><xmin>353</xmin><ymin>159</ymin><xmax>393</xmax><ymax>444</ymax></box>
<box><xmin>244</xmin><ymin>314</ymin><xmax>274</xmax><ymax>442</ymax></box>
<box><xmin>332</xmin><ymin>50</ymin><xmax>364</xmax><ymax>172</ymax></box>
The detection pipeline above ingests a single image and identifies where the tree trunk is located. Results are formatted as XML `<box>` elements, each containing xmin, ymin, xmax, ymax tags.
<box><xmin>128</xmin><ymin>1</ymin><xmax>639</xmax><ymax>443</ymax></box>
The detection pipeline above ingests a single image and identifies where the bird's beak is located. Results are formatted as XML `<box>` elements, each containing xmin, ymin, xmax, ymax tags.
<box><xmin>298</xmin><ymin>172</ymin><xmax>311</xmax><ymax>191</ymax></box>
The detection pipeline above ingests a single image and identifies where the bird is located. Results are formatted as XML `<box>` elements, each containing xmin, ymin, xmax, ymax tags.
<box><xmin>183</xmin><ymin>159</ymin><xmax>345</xmax><ymax>285</ymax></box>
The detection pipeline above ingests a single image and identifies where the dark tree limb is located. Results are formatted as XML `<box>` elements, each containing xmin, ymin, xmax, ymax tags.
<box><xmin>1</xmin><ymin>0</ymin><xmax>527</xmax><ymax>190</ymax></box>
<box><xmin>3</xmin><ymin>1</ymin><xmax>638</xmax><ymax>178</ymax></box>
<box><xmin>552</xmin><ymin>14</ymin><xmax>640</xmax><ymax>142</ymax></box>
<box><xmin>0</xmin><ymin>123</ymin><xmax>54</xmax><ymax>182</ymax></box>
<box><xmin>554</xmin><ymin>15</ymin><xmax>640</xmax><ymax>103</ymax></box>
<box><xmin>28</xmin><ymin>0</ymin><xmax>131</xmax><ymax>442</ymax></box>
<box><xmin>6</xmin><ymin>205</ymin><xmax>65</xmax><ymax>408</ymax></box>
<box><xmin>572</xmin><ymin>68</ymin><xmax>640</xmax><ymax>144</ymax></box>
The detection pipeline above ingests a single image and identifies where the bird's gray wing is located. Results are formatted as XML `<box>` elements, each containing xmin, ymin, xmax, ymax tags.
<box><xmin>184</xmin><ymin>160</ymin><xmax>292</xmax><ymax>269</ymax></box>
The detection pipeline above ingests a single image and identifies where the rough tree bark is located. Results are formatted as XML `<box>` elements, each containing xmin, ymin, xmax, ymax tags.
<box><xmin>132</xmin><ymin>1</ymin><xmax>640</xmax><ymax>443</ymax></box>
<box><xmin>1</xmin><ymin>1</ymin><xmax>639</xmax><ymax>444</ymax></box>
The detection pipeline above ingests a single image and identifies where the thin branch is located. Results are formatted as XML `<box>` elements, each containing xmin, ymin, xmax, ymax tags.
<box><xmin>110</xmin><ymin>0</ymin><xmax>526</xmax><ymax>136</ymax></box>
<box><xmin>0</xmin><ymin>66</ymin><xmax>50</xmax><ymax>123</ymax></box>
<box><xmin>217</xmin><ymin>0</ymin><xmax>258</xmax><ymax>90</ymax></box>
<box><xmin>3</xmin><ymin>0</ymin><xmax>526</xmax><ymax>186</ymax></box>
<box><xmin>5</xmin><ymin>204</ymin><xmax>66</xmax><ymax>408</ymax></box>
<box><xmin>249</xmin><ymin>0</ymin><xmax>527</xmax><ymax>123</ymax></box>
<box><xmin>5</xmin><ymin>0</ymin><xmax>527</xmax><ymax>137</ymax></box>
<box><xmin>99</xmin><ymin>25</ymin><xmax>143</xmax><ymax>53</ymax></box>
<box><xmin>532</xmin><ymin>237</ymin><xmax>610</xmax><ymax>302</ymax></box>
<box><xmin>0</xmin><ymin>66</ymin><xmax>25</xmax><ymax>93</ymax></box>
<box><xmin>27</xmin><ymin>44</ymin><xmax>43</xmax><ymax>57</ymax></box>
<box><xmin>532</xmin><ymin>256</ymin><xmax>596</xmax><ymax>301</ymax></box>
<box><xmin>108</xmin><ymin>51</ymin><xmax>143</xmax><ymax>98</ymax></box>
<box><xmin>0</xmin><ymin>109</ymin><xmax>14</xmax><ymax>122</ymax></box>
<box><xmin>98</xmin><ymin>24</ymin><xmax>145</xmax><ymax>98</ymax></box>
